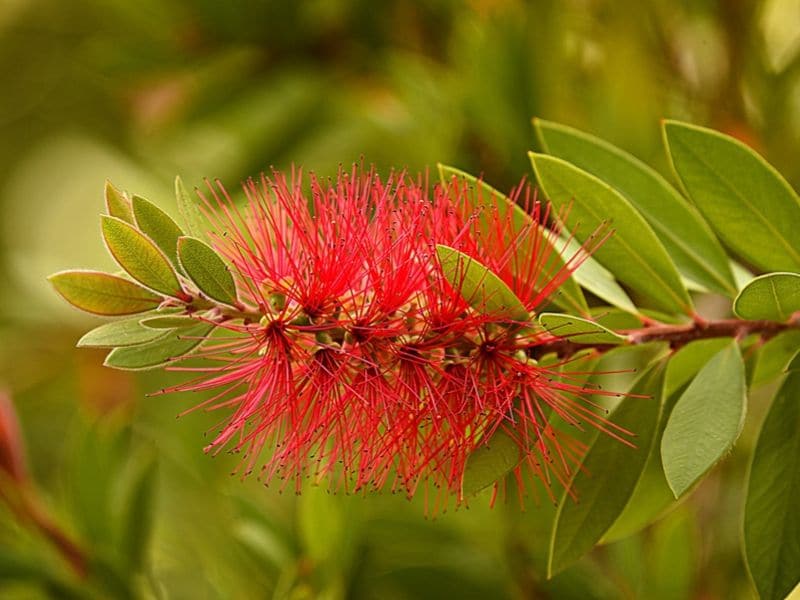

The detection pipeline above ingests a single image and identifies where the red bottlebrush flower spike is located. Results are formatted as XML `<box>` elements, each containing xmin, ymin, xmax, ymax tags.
<box><xmin>162</xmin><ymin>166</ymin><xmax>628</xmax><ymax>509</ymax></box>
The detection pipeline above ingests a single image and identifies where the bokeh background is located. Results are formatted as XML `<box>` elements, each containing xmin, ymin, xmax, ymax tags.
<box><xmin>2</xmin><ymin>0</ymin><xmax>800</xmax><ymax>597</ymax></box>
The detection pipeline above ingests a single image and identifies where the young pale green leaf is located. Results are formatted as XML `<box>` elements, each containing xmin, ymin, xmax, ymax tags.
<box><xmin>603</xmin><ymin>338</ymin><xmax>731</xmax><ymax>543</ymax></box>
<box><xmin>661</xmin><ymin>342</ymin><xmax>746</xmax><ymax>498</ymax></box>
<box><xmin>744</xmin><ymin>371</ymin><xmax>800</xmax><ymax>600</ymax></box>
<box><xmin>132</xmin><ymin>195</ymin><xmax>184</xmax><ymax>268</ymax></box>
<box><xmin>77</xmin><ymin>318</ymin><xmax>170</xmax><ymax>348</ymax></box>
<box><xmin>435</xmin><ymin>245</ymin><xmax>529</xmax><ymax>322</ymax></box>
<box><xmin>177</xmin><ymin>236</ymin><xmax>238</xmax><ymax>306</ymax></box>
<box><xmin>101</xmin><ymin>216</ymin><xmax>184</xmax><ymax>298</ymax></box>
<box><xmin>104</xmin><ymin>322</ymin><xmax>213</xmax><ymax>370</ymax></box>
<box><xmin>548</xmin><ymin>361</ymin><xmax>666</xmax><ymax>577</ymax></box>
<box><xmin>104</xmin><ymin>180</ymin><xmax>134</xmax><ymax>224</ymax></box>
<box><xmin>733</xmin><ymin>272</ymin><xmax>800</xmax><ymax>321</ymax></box>
<box><xmin>529</xmin><ymin>153</ymin><xmax>693</xmax><ymax>316</ymax></box>
<box><xmin>49</xmin><ymin>270</ymin><xmax>162</xmax><ymax>316</ymax></box>
<box><xmin>534</xmin><ymin>119</ymin><xmax>736</xmax><ymax>297</ymax></box>
<box><xmin>539</xmin><ymin>312</ymin><xmax>626</xmax><ymax>345</ymax></box>
<box><xmin>175</xmin><ymin>175</ymin><xmax>207</xmax><ymax>239</ymax></box>
<box><xmin>664</xmin><ymin>120</ymin><xmax>800</xmax><ymax>272</ymax></box>
<box><xmin>461</xmin><ymin>428</ymin><xmax>521</xmax><ymax>498</ymax></box>
<box><xmin>437</xmin><ymin>164</ymin><xmax>589</xmax><ymax>316</ymax></box>
<box><xmin>139</xmin><ymin>315</ymin><xmax>198</xmax><ymax>330</ymax></box>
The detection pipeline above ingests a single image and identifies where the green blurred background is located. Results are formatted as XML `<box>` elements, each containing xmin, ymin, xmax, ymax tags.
<box><xmin>2</xmin><ymin>0</ymin><xmax>800</xmax><ymax>597</ymax></box>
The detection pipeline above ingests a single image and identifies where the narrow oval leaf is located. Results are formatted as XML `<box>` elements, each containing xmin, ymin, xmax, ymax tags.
<box><xmin>78</xmin><ymin>318</ymin><xmax>170</xmax><ymax>348</ymax></box>
<box><xmin>139</xmin><ymin>315</ymin><xmax>198</xmax><ymax>330</ymax></box>
<box><xmin>744</xmin><ymin>371</ymin><xmax>800</xmax><ymax>600</ymax></box>
<box><xmin>461</xmin><ymin>428</ymin><xmax>521</xmax><ymax>498</ymax></box>
<box><xmin>105</xmin><ymin>180</ymin><xmax>134</xmax><ymax>224</ymax></box>
<box><xmin>49</xmin><ymin>270</ymin><xmax>161</xmax><ymax>316</ymax></box>
<box><xmin>177</xmin><ymin>236</ymin><xmax>238</xmax><ymax>306</ymax></box>
<box><xmin>175</xmin><ymin>176</ymin><xmax>207</xmax><ymax>239</ymax></box>
<box><xmin>101</xmin><ymin>216</ymin><xmax>184</xmax><ymax>298</ymax></box>
<box><xmin>661</xmin><ymin>342</ymin><xmax>746</xmax><ymax>498</ymax></box>
<box><xmin>664</xmin><ymin>120</ymin><xmax>800</xmax><ymax>272</ymax></box>
<box><xmin>435</xmin><ymin>245</ymin><xmax>529</xmax><ymax>322</ymax></box>
<box><xmin>104</xmin><ymin>322</ymin><xmax>213</xmax><ymax>370</ymax></box>
<box><xmin>438</xmin><ymin>164</ymin><xmax>589</xmax><ymax>316</ymax></box>
<box><xmin>529</xmin><ymin>153</ymin><xmax>693</xmax><ymax>316</ymax></box>
<box><xmin>603</xmin><ymin>338</ymin><xmax>732</xmax><ymax>543</ymax></box>
<box><xmin>539</xmin><ymin>312</ymin><xmax>626</xmax><ymax>345</ymax></box>
<box><xmin>132</xmin><ymin>195</ymin><xmax>184</xmax><ymax>268</ymax></box>
<box><xmin>734</xmin><ymin>272</ymin><xmax>800</xmax><ymax>321</ymax></box>
<box><xmin>534</xmin><ymin>119</ymin><xmax>736</xmax><ymax>296</ymax></box>
<box><xmin>548</xmin><ymin>361</ymin><xmax>666</xmax><ymax>577</ymax></box>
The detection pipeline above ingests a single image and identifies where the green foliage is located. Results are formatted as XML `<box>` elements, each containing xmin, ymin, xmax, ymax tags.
<box><xmin>77</xmin><ymin>317</ymin><xmax>170</xmax><ymax>348</ymax></box>
<box><xmin>734</xmin><ymin>272</ymin><xmax>800</xmax><ymax>321</ymax></box>
<box><xmin>664</xmin><ymin>121</ymin><xmax>800</xmax><ymax>272</ymax></box>
<box><xmin>101</xmin><ymin>216</ymin><xmax>183</xmax><ymax>298</ymax></box>
<box><xmin>48</xmin><ymin>270</ymin><xmax>162</xmax><ymax>316</ymax></box>
<box><xmin>131</xmin><ymin>195</ymin><xmax>185</xmax><ymax>269</ymax></box>
<box><xmin>529</xmin><ymin>153</ymin><xmax>693</xmax><ymax>315</ymax></box>
<box><xmin>538</xmin><ymin>313</ymin><xmax>625</xmax><ymax>345</ymax></box>
<box><xmin>103</xmin><ymin>322</ymin><xmax>214</xmax><ymax>370</ymax></box>
<box><xmin>661</xmin><ymin>342</ymin><xmax>747</xmax><ymax>498</ymax></box>
<box><xmin>177</xmin><ymin>236</ymin><xmax>238</xmax><ymax>306</ymax></box>
<box><xmin>534</xmin><ymin>119</ymin><xmax>736</xmax><ymax>296</ymax></box>
<box><xmin>175</xmin><ymin>176</ymin><xmax>208</xmax><ymax>240</ymax></box>
<box><xmin>435</xmin><ymin>245</ymin><xmax>529</xmax><ymax>322</ymax></box>
<box><xmin>461</xmin><ymin>429</ymin><xmax>522</xmax><ymax>497</ymax></box>
<box><xmin>744</xmin><ymin>371</ymin><xmax>800</xmax><ymax>600</ymax></box>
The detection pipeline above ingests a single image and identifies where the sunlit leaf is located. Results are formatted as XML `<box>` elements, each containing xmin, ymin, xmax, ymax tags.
<box><xmin>49</xmin><ymin>270</ymin><xmax>162</xmax><ymax>316</ymax></box>
<box><xmin>661</xmin><ymin>342</ymin><xmax>746</xmax><ymax>498</ymax></box>
<box><xmin>744</xmin><ymin>371</ymin><xmax>800</xmax><ymax>600</ymax></box>
<box><xmin>101</xmin><ymin>216</ymin><xmax>184</xmax><ymax>298</ymax></box>
<box><xmin>534</xmin><ymin>119</ymin><xmax>736</xmax><ymax>296</ymax></box>
<box><xmin>77</xmin><ymin>317</ymin><xmax>170</xmax><ymax>348</ymax></box>
<box><xmin>435</xmin><ymin>245</ymin><xmax>529</xmax><ymax>322</ymax></box>
<box><xmin>438</xmin><ymin>163</ymin><xmax>589</xmax><ymax>316</ymax></box>
<box><xmin>530</xmin><ymin>153</ymin><xmax>693</xmax><ymax>315</ymax></box>
<box><xmin>132</xmin><ymin>195</ymin><xmax>185</xmax><ymax>268</ymax></box>
<box><xmin>105</xmin><ymin>180</ymin><xmax>134</xmax><ymax>224</ymax></box>
<box><xmin>104</xmin><ymin>323</ymin><xmax>213</xmax><ymax>370</ymax></box>
<box><xmin>734</xmin><ymin>272</ymin><xmax>800</xmax><ymax>321</ymax></box>
<box><xmin>539</xmin><ymin>313</ymin><xmax>626</xmax><ymax>345</ymax></box>
<box><xmin>178</xmin><ymin>236</ymin><xmax>238</xmax><ymax>306</ymax></box>
<box><xmin>548</xmin><ymin>361</ymin><xmax>666</xmax><ymax>577</ymax></box>
<box><xmin>664</xmin><ymin>120</ymin><xmax>800</xmax><ymax>272</ymax></box>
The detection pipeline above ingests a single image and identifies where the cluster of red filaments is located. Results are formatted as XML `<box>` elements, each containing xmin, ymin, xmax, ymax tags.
<box><xmin>166</xmin><ymin>167</ymin><xmax>629</xmax><ymax>510</ymax></box>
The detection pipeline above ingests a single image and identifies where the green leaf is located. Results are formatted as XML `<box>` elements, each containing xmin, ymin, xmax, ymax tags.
<box><xmin>77</xmin><ymin>318</ymin><xmax>170</xmax><ymax>348</ymax></box>
<box><xmin>177</xmin><ymin>236</ymin><xmax>238</xmax><ymax>306</ymax></box>
<box><xmin>752</xmin><ymin>330</ymin><xmax>800</xmax><ymax>386</ymax></box>
<box><xmin>529</xmin><ymin>153</ymin><xmax>693</xmax><ymax>316</ymax></box>
<box><xmin>104</xmin><ymin>180</ymin><xmax>134</xmax><ymax>224</ymax></box>
<box><xmin>534</xmin><ymin>119</ymin><xmax>736</xmax><ymax>296</ymax></box>
<box><xmin>49</xmin><ymin>270</ymin><xmax>162</xmax><ymax>316</ymax></box>
<box><xmin>461</xmin><ymin>428</ymin><xmax>521</xmax><ymax>497</ymax></box>
<box><xmin>539</xmin><ymin>312</ymin><xmax>626</xmax><ymax>345</ymax></box>
<box><xmin>175</xmin><ymin>175</ymin><xmax>207</xmax><ymax>239</ymax></box>
<box><xmin>139</xmin><ymin>315</ymin><xmax>198</xmax><ymax>329</ymax></box>
<box><xmin>564</xmin><ymin>236</ymin><xmax>639</xmax><ymax>314</ymax></box>
<box><xmin>661</xmin><ymin>342</ymin><xmax>746</xmax><ymax>498</ymax></box>
<box><xmin>120</xmin><ymin>456</ymin><xmax>158</xmax><ymax>571</ymax></box>
<box><xmin>603</xmin><ymin>338</ymin><xmax>731</xmax><ymax>543</ymax></box>
<box><xmin>435</xmin><ymin>245</ymin><xmax>529</xmax><ymax>322</ymax></box>
<box><xmin>132</xmin><ymin>195</ymin><xmax>185</xmax><ymax>268</ymax></box>
<box><xmin>733</xmin><ymin>272</ymin><xmax>800</xmax><ymax>321</ymax></box>
<box><xmin>104</xmin><ymin>322</ymin><xmax>213</xmax><ymax>370</ymax></box>
<box><xmin>438</xmin><ymin>164</ymin><xmax>589</xmax><ymax>316</ymax></box>
<box><xmin>101</xmin><ymin>216</ymin><xmax>184</xmax><ymax>298</ymax></box>
<box><xmin>664</xmin><ymin>120</ymin><xmax>800</xmax><ymax>272</ymax></box>
<box><xmin>744</xmin><ymin>371</ymin><xmax>800</xmax><ymax>600</ymax></box>
<box><xmin>548</xmin><ymin>361</ymin><xmax>666</xmax><ymax>577</ymax></box>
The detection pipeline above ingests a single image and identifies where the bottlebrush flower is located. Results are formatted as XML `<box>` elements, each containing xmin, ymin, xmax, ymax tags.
<box><xmin>156</xmin><ymin>166</ymin><xmax>628</xmax><ymax>510</ymax></box>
